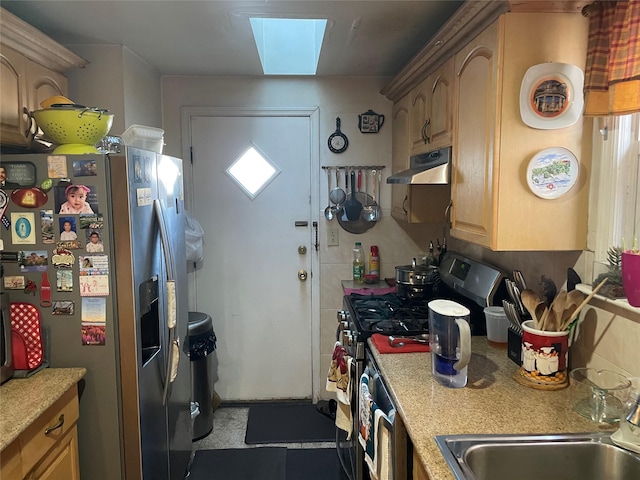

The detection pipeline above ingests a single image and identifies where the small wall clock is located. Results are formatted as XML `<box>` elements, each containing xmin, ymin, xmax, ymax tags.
<box><xmin>328</xmin><ymin>117</ymin><xmax>348</xmax><ymax>154</ymax></box>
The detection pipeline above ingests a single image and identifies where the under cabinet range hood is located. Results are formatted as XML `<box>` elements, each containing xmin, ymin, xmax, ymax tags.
<box><xmin>387</xmin><ymin>146</ymin><xmax>451</xmax><ymax>184</ymax></box>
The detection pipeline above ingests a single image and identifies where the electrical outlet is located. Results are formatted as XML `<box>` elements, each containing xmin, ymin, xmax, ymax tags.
<box><xmin>327</xmin><ymin>227</ymin><xmax>339</xmax><ymax>246</ymax></box>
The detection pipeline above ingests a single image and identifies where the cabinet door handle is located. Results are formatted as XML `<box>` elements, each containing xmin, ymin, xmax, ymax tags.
<box><xmin>23</xmin><ymin>107</ymin><xmax>34</xmax><ymax>138</ymax></box>
<box><xmin>44</xmin><ymin>414</ymin><xmax>65</xmax><ymax>435</ymax></box>
<box><xmin>445</xmin><ymin>200</ymin><xmax>453</xmax><ymax>226</ymax></box>
<box><xmin>421</xmin><ymin>118</ymin><xmax>431</xmax><ymax>144</ymax></box>
<box><xmin>402</xmin><ymin>195</ymin><xmax>408</xmax><ymax>215</ymax></box>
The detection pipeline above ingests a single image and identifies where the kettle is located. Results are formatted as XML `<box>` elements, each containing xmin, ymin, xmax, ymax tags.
<box><xmin>428</xmin><ymin>299</ymin><xmax>472</xmax><ymax>388</ymax></box>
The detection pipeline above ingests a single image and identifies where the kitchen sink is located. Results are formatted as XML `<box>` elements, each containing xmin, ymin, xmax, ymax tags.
<box><xmin>435</xmin><ymin>432</ymin><xmax>640</xmax><ymax>480</ymax></box>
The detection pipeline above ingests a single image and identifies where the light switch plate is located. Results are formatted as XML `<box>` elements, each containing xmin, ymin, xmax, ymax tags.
<box><xmin>327</xmin><ymin>227</ymin><xmax>339</xmax><ymax>246</ymax></box>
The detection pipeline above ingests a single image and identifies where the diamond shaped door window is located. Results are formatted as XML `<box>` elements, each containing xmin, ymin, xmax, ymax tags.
<box><xmin>225</xmin><ymin>145</ymin><xmax>280</xmax><ymax>200</ymax></box>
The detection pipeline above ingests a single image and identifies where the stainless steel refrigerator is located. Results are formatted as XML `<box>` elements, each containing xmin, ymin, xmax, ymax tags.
<box><xmin>0</xmin><ymin>147</ymin><xmax>192</xmax><ymax>480</ymax></box>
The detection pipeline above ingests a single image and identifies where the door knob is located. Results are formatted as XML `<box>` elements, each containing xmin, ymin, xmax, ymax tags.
<box><xmin>298</xmin><ymin>269</ymin><xmax>308</xmax><ymax>281</ymax></box>
<box><xmin>298</xmin><ymin>245</ymin><xmax>307</xmax><ymax>255</ymax></box>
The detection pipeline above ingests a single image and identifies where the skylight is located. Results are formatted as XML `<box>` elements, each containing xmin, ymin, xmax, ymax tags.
<box><xmin>250</xmin><ymin>18</ymin><xmax>327</xmax><ymax>75</ymax></box>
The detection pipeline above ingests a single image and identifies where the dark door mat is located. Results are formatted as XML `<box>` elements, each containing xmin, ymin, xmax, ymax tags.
<box><xmin>245</xmin><ymin>403</ymin><xmax>336</xmax><ymax>444</ymax></box>
<box><xmin>286</xmin><ymin>448</ymin><xmax>348</xmax><ymax>480</ymax></box>
<box><xmin>189</xmin><ymin>447</ymin><xmax>287</xmax><ymax>480</ymax></box>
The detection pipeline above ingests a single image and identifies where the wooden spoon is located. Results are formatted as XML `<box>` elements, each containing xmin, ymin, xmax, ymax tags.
<box><xmin>538</xmin><ymin>305</ymin><xmax>550</xmax><ymax>330</ymax></box>
<box><xmin>561</xmin><ymin>289</ymin><xmax>584</xmax><ymax>326</ymax></box>
<box><xmin>560</xmin><ymin>277</ymin><xmax>608</xmax><ymax>331</ymax></box>
<box><xmin>521</xmin><ymin>289</ymin><xmax>544</xmax><ymax>329</ymax></box>
<box><xmin>542</xmin><ymin>308</ymin><xmax>556</xmax><ymax>331</ymax></box>
<box><xmin>549</xmin><ymin>290</ymin><xmax>567</xmax><ymax>331</ymax></box>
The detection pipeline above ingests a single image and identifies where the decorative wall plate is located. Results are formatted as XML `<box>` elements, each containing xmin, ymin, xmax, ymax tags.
<box><xmin>526</xmin><ymin>147</ymin><xmax>579</xmax><ymax>199</ymax></box>
<box><xmin>520</xmin><ymin>63</ymin><xmax>584</xmax><ymax>130</ymax></box>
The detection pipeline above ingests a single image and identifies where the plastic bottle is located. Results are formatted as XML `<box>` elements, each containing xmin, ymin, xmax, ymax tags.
<box><xmin>353</xmin><ymin>242</ymin><xmax>364</xmax><ymax>284</ymax></box>
<box><xmin>369</xmin><ymin>245</ymin><xmax>380</xmax><ymax>281</ymax></box>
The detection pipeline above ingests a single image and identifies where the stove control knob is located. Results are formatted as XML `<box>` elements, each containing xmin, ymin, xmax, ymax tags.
<box><xmin>337</xmin><ymin>310</ymin><xmax>349</xmax><ymax>322</ymax></box>
<box><xmin>339</xmin><ymin>320</ymin><xmax>349</xmax><ymax>330</ymax></box>
<box><xmin>344</xmin><ymin>331</ymin><xmax>354</xmax><ymax>346</ymax></box>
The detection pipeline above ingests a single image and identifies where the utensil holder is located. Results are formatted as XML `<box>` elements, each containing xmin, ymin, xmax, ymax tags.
<box><xmin>507</xmin><ymin>326</ymin><xmax>522</xmax><ymax>366</ymax></box>
<box><xmin>513</xmin><ymin>320</ymin><xmax>569</xmax><ymax>390</ymax></box>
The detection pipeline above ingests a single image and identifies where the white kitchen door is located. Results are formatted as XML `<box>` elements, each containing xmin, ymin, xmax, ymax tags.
<box><xmin>190</xmin><ymin>112</ymin><xmax>316</xmax><ymax>400</ymax></box>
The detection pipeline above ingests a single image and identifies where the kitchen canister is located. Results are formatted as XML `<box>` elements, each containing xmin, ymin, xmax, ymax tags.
<box><xmin>513</xmin><ymin>320</ymin><xmax>569</xmax><ymax>390</ymax></box>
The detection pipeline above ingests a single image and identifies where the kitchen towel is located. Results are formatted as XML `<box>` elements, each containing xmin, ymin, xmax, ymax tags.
<box><xmin>326</xmin><ymin>341</ymin><xmax>353</xmax><ymax>438</ymax></box>
<box><xmin>358</xmin><ymin>373</ymin><xmax>388</xmax><ymax>480</ymax></box>
<box><xmin>371</xmin><ymin>333</ymin><xmax>430</xmax><ymax>354</ymax></box>
<box><xmin>335</xmin><ymin>356</ymin><xmax>353</xmax><ymax>438</ymax></box>
<box><xmin>326</xmin><ymin>342</ymin><xmax>350</xmax><ymax>393</ymax></box>
<box><xmin>376</xmin><ymin>413</ymin><xmax>392</xmax><ymax>480</ymax></box>
<box><xmin>358</xmin><ymin>373</ymin><xmax>392</xmax><ymax>480</ymax></box>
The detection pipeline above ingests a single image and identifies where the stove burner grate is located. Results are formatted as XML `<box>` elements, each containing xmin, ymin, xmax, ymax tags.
<box><xmin>348</xmin><ymin>293</ymin><xmax>431</xmax><ymax>335</ymax></box>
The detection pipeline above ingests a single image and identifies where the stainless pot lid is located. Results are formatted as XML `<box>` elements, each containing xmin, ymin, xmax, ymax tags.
<box><xmin>395</xmin><ymin>264</ymin><xmax>438</xmax><ymax>285</ymax></box>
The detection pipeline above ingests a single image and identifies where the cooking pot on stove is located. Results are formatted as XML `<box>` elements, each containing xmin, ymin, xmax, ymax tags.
<box><xmin>395</xmin><ymin>260</ymin><xmax>439</xmax><ymax>299</ymax></box>
<box><xmin>395</xmin><ymin>260</ymin><xmax>438</xmax><ymax>285</ymax></box>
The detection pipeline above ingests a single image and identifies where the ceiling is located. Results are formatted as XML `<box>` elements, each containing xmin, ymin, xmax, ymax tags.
<box><xmin>1</xmin><ymin>0</ymin><xmax>464</xmax><ymax>77</ymax></box>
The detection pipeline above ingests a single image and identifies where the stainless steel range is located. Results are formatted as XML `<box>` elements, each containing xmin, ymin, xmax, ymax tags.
<box><xmin>335</xmin><ymin>251</ymin><xmax>507</xmax><ymax>480</ymax></box>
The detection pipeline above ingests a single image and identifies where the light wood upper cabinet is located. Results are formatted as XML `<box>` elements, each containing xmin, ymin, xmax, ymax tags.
<box><xmin>391</xmin><ymin>95</ymin><xmax>411</xmax><ymax>220</ymax></box>
<box><xmin>0</xmin><ymin>7</ymin><xmax>86</xmax><ymax>149</ymax></box>
<box><xmin>424</xmin><ymin>58</ymin><xmax>455</xmax><ymax>151</ymax></box>
<box><xmin>450</xmin><ymin>11</ymin><xmax>591</xmax><ymax>251</ymax></box>
<box><xmin>26</xmin><ymin>60</ymin><xmax>68</xmax><ymax>116</ymax></box>
<box><xmin>450</xmin><ymin>22</ymin><xmax>498</xmax><ymax>245</ymax></box>
<box><xmin>408</xmin><ymin>77</ymin><xmax>430</xmax><ymax>153</ymax></box>
<box><xmin>390</xmin><ymin>93</ymin><xmax>451</xmax><ymax>224</ymax></box>
<box><xmin>0</xmin><ymin>46</ymin><xmax>29</xmax><ymax>147</ymax></box>
<box><xmin>408</xmin><ymin>58</ymin><xmax>455</xmax><ymax>155</ymax></box>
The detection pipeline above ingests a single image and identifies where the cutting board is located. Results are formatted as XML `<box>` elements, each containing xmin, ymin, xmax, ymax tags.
<box><xmin>10</xmin><ymin>302</ymin><xmax>44</xmax><ymax>370</ymax></box>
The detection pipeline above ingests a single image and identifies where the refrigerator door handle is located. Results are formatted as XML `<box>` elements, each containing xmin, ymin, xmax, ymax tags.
<box><xmin>154</xmin><ymin>200</ymin><xmax>179</xmax><ymax>405</ymax></box>
<box><xmin>154</xmin><ymin>200</ymin><xmax>175</xmax><ymax>280</ymax></box>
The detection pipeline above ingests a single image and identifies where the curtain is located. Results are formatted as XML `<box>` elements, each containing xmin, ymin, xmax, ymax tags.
<box><xmin>584</xmin><ymin>0</ymin><xmax>640</xmax><ymax>116</ymax></box>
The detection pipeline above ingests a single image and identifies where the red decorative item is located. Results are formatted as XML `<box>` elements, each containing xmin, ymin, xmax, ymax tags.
<box><xmin>10</xmin><ymin>302</ymin><xmax>44</xmax><ymax>370</ymax></box>
<box><xmin>621</xmin><ymin>252</ymin><xmax>640</xmax><ymax>307</ymax></box>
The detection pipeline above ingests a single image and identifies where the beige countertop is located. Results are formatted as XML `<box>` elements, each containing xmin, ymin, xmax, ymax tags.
<box><xmin>369</xmin><ymin>337</ymin><xmax>615</xmax><ymax>480</ymax></box>
<box><xmin>0</xmin><ymin>368</ymin><xmax>86</xmax><ymax>451</ymax></box>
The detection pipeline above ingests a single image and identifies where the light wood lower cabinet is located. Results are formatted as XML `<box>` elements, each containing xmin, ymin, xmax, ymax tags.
<box><xmin>413</xmin><ymin>448</ymin><xmax>431</xmax><ymax>480</ymax></box>
<box><xmin>0</xmin><ymin>387</ymin><xmax>81</xmax><ymax>480</ymax></box>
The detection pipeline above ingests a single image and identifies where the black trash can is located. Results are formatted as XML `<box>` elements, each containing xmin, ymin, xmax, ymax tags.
<box><xmin>188</xmin><ymin>311</ymin><xmax>216</xmax><ymax>441</ymax></box>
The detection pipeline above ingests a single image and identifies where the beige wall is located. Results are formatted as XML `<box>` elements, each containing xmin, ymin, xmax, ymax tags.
<box><xmin>65</xmin><ymin>44</ymin><xmax>162</xmax><ymax>135</ymax></box>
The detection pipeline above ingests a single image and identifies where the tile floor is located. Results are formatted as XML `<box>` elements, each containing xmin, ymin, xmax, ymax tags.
<box><xmin>193</xmin><ymin>406</ymin><xmax>336</xmax><ymax>451</ymax></box>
